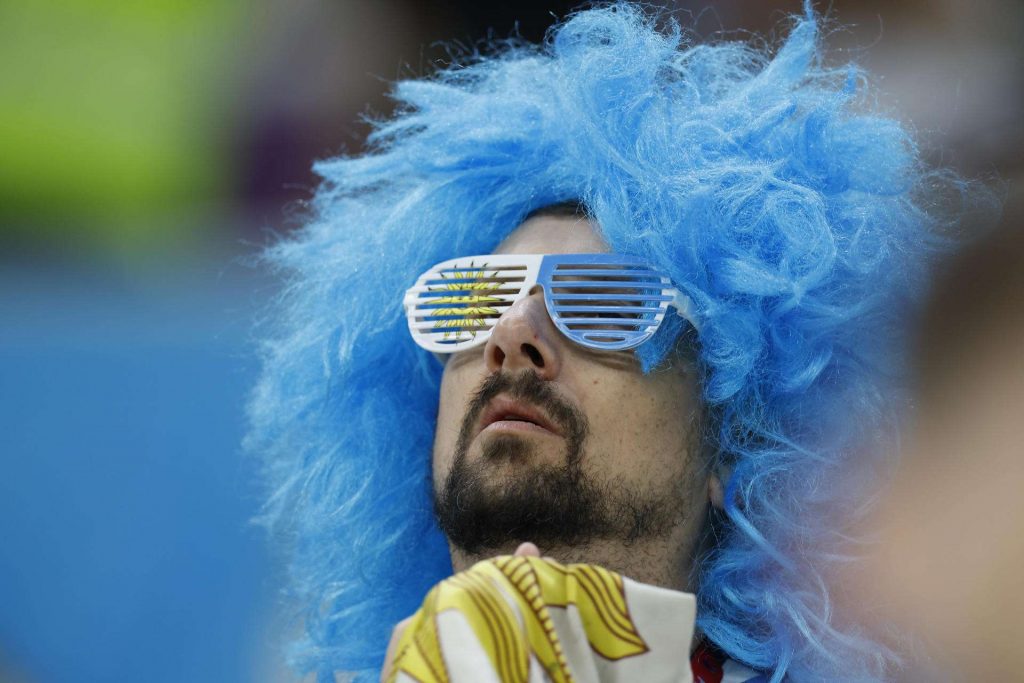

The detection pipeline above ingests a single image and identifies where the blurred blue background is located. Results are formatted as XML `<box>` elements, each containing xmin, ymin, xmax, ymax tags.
<box><xmin>1</xmin><ymin>1</ymin><xmax>1020</xmax><ymax>681</ymax></box>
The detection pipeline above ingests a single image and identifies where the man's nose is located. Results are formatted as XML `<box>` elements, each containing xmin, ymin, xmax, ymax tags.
<box><xmin>483</xmin><ymin>285</ymin><xmax>564</xmax><ymax>378</ymax></box>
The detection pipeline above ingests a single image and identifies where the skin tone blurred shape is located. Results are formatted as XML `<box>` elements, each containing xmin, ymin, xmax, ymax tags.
<box><xmin>860</xmin><ymin>220</ymin><xmax>1024</xmax><ymax>681</ymax></box>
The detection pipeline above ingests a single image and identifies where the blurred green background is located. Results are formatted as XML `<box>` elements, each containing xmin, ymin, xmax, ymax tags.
<box><xmin>0</xmin><ymin>1</ymin><xmax>241</xmax><ymax>253</ymax></box>
<box><xmin>0</xmin><ymin>1</ymin><xmax>1020</xmax><ymax>682</ymax></box>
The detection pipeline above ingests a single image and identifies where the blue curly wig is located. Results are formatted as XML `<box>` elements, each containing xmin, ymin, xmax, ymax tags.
<box><xmin>247</xmin><ymin>3</ymin><xmax>983</xmax><ymax>681</ymax></box>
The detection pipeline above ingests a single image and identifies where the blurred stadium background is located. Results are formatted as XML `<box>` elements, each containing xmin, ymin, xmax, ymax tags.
<box><xmin>1</xmin><ymin>1</ymin><xmax>1020</xmax><ymax>681</ymax></box>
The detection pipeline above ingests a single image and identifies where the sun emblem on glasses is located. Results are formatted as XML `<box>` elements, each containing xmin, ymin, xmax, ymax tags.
<box><xmin>426</xmin><ymin>262</ymin><xmax>503</xmax><ymax>340</ymax></box>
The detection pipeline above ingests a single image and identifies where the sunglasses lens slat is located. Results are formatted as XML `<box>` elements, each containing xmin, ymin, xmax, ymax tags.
<box><xmin>410</xmin><ymin>315</ymin><xmax>502</xmax><ymax>328</ymax></box>
<box><xmin>559</xmin><ymin>318</ymin><xmax>660</xmax><ymax>327</ymax></box>
<box><xmin>412</xmin><ymin>295</ymin><xmax>517</xmax><ymax>306</ymax></box>
<box><xmin>549</xmin><ymin>293</ymin><xmax>672</xmax><ymax>302</ymax></box>
<box><xmin>549</xmin><ymin>268</ymin><xmax>662</xmax><ymax>277</ymax></box>
<box><xmin>576</xmin><ymin>330</ymin><xmax>656</xmax><ymax>346</ymax></box>
<box><xmin>548</xmin><ymin>282</ymin><xmax>656</xmax><ymax>290</ymax></box>
<box><xmin>552</xmin><ymin>305</ymin><xmax>656</xmax><ymax>314</ymax></box>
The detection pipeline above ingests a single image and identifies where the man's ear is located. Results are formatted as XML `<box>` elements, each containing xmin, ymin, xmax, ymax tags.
<box><xmin>708</xmin><ymin>471</ymin><xmax>726</xmax><ymax>510</ymax></box>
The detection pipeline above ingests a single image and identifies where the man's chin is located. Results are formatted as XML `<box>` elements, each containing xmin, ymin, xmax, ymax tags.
<box><xmin>471</xmin><ymin>431</ymin><xmax>564</xmax><ymax>467</ymax></box>
<box><xmin>434</xmin><ymin>451</ymin><xmax>601</xmax><ymax>556</ymax></box>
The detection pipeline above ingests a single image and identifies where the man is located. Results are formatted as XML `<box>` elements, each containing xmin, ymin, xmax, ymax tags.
<box><xmin>428</xmin><ymin>205</ymin><xmax>714</xmax><ymax>587</ymax></box>
<box><xmin>248</xmin><ymin>3</ymin><xmax>978</xmax><ymax>681</ymax></box>
<box><xmin>387</xmin><ymin>203</ymin><xmax>750</xmax><ymax>682</ymax></box>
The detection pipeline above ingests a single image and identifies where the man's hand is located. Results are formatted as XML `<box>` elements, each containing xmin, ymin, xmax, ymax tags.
<box><xmin>379</xmin><ymin>543</ymin><xmax>541</xmax><ymax>682</ymax></box>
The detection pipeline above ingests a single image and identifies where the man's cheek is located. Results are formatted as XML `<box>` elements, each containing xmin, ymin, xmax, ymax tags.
<box><xmin>587</xmin><ymin>387</ymin><xmax>646</xmax><ymax>437</ymax></box>
<box><xmin>431</xmin><ymin>433</ymin><xmax>454</xmax><ymax>483</ymax></box>
<box><xmin>431</xmin><ymin>406</ymin><xmax>454</xmax><ymax>474</ymax></box>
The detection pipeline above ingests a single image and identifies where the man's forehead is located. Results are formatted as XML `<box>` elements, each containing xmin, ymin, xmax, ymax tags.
<box><xmin>491</xmin><ymin>214</ymin><xmax>610</xmax><ymax>256</ymax></box>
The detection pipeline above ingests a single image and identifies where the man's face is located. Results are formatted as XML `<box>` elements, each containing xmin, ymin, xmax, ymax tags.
<box><xmin>431</xmin><ymin>214</ymin><xmax>711</xmax><ymax>562</ymax></box>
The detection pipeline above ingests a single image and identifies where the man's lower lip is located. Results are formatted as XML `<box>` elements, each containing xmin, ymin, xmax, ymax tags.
<box><xmin>481</xmin><ymin>420</ymin><xmax>559</xmax><ymax>436</ymax></box>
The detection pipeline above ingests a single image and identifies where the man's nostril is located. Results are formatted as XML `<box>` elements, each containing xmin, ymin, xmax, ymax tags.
<box><xmin>521</xmin><ymin>343</ymin><xmax>545</xmax><ymax>368</ymax></box>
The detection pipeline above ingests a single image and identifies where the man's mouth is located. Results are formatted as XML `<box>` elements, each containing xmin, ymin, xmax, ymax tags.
<box><xmin>476</xmin><ymin>395</ymin><xmax>563</xmax><ymax>439</ymax></box>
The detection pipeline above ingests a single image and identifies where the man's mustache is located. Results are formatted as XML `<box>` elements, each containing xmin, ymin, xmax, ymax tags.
<box><xmin>455</xmin><ymin>370</ymin><xmax>589</xmax><ymax>459</ymax></box>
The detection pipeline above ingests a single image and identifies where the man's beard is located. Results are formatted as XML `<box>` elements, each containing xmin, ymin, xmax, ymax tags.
<box><xmin>432</xmin><ymin>370</ymin><xmax>685</xmax><ymax>556</ymax></box>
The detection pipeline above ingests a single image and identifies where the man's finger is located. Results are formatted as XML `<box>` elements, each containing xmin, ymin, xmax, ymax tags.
<box><xmin>513</xmin><ymin>541</ymin><xmax>541</xmax><ymax>557</ymax></box>
<box><xmin>380</xmin><ymin>615</ymin><xmax>413</xmax><ymax>683</ymax></box>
